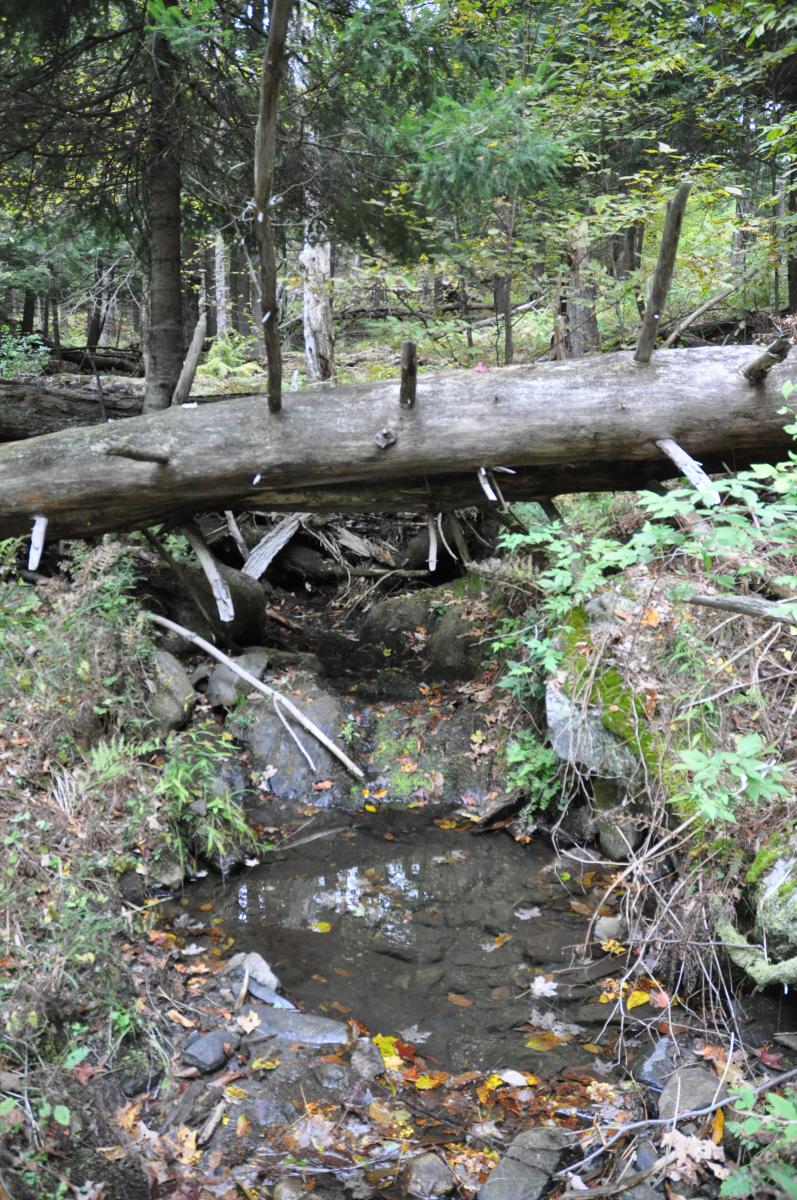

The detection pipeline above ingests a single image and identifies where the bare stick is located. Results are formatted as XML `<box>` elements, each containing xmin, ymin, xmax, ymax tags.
<box><xmin>635</xmin><ymin>180</ymin><xmax>692</xmax><ymax>364</ymax></box>
<box><xmin>399</xmin><ymin>340</ymin><xmax>417</xmax><ymax>408</ymax></box>
<box><xmin>224</xmin><ymin>511</ymin><xmax>250</xmax><ymax>563</ymax></box>
<box><xmin>687</xmin><ymin>592</ymin><xmax>797</xmax><ymax>625</ymax></box>
<box><xmin>243</xmin><ymin>513</ymin><xmax>307</xmax><ymax>580</ymax></box>
<box><xmin>172</xmin><ymin>310</ymin><xmax>207</xmax><ymax>406</ymax></box>
<box><xmin>180</xmin><ymin>520</ymin><xmax>235</xmax><ymax>623</ymax></box>
<box><xmin>146</xmin><ymin>611</ymin><xmax>365</xmax><ymax>779</ymax></box>
<box><xmin>662</xmin><ymin>267</ymin><xmax>758</xmax><ymax>348</ymax></box>
<box><xmin>655</xmin><ymin>437</ymin><xmax>720</xmax><ymax>505</ymax></box>
<box><xmin>741</xmin><ymin>336</ymin><xmax>792</xmax><ymax>384</ymax></box>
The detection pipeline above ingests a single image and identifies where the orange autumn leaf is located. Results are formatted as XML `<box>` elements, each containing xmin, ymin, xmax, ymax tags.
<box><xmin>525</xmin><ymin>1031</ymin><xmax>562</xmax><ymax>1051</ymax></box>
<box><xmin>447</xmin><ymin>992</ymin><xmax>473</xmax><ymax>1008</ymax></box>
<box><xmin>642</xmin><ymin>608</ymin><xmax>661</xmax><ymax>627</ymax></box>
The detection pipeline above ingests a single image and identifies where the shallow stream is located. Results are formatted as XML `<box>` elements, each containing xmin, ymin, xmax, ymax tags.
<box><xmin>182</xmin><ymin>808</ymin><xmax>650</xmax><ymax>1075</ymax></box>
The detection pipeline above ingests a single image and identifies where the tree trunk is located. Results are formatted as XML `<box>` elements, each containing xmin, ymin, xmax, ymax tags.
<box><xmin>1</xmin><ymin>345</ymin><xmax>793</xmax><ymax>540</ymax></box>
<box><xmin>253</xmin><ymin>0</ymin><xmax>293</xmax><ymax>411</ymax></box>
<box><xmin>731</xmin><ymin>190</ymin><xmax>755</xmax><ymax>274</ymax></box>
<box><xmin>50</xmin><ymin>299</ymin><xmax>61</xmax><ymax>364</ymax></box>
<box><xmin>214</xmin><ymin>232</ymin><xmax>228</xmax><ymax>336</ymax></box>
<box><xmin>788</xmin><ymin>174</ymin><xmax>797</xmax><ymax>316</ymax></box>
<box><xmin>21</xmin><ymin>290</ymin><xmax>36</xmax><ymax>335</ymax></box>
<box><xmin>143</xmin><ymin>7</ymin><xmax>184</xmax><ymax>412</ymax></box>
<box><xmin>229</xmin><ymin>241</ymin><xmax>249</xmax><ymax>335</ymax></box>
<box><xmin>203</xmin><ymin>243</ymin><xmax>217</xmax><ymax>338</ymax></box>
<box><xmin>41</xmin><ymin>296</ymin><xmax>49</xmax><ymax>340</ymax></box>
<box><xmin>182</xmin><ymin>231</ymin><xmax>201</xmax><ymax>350</ymax></box>
<box><xmin>299</xmin><ymin>232</ymin><xmax>335</xmax><ymax>381</ymax></box>
<box><xmin>567</xmin><ymin>221</ymin><xmax>600</xmax><ymax>357</ymax></box>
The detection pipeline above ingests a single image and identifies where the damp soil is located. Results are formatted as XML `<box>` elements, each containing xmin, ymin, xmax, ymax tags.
<box><xmin>182</xmin><ymin>808</ymin><xmax>634</xmax><ymax>1075</ymax></box>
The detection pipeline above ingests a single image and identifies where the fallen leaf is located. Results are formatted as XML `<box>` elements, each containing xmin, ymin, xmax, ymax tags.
<box><xmin>499</xmin><ymin>1069</ymin><xmax>533</xmax><ymax>1088</ymax></box>
<box><xmin>447</xmin><ymin>992</ymin><xmax>473</xmax><ymax>1008</ymax></box>
<box><xmin>308</xmin><ymin>920</ymin><xmax>332</xmax><ymax>933</ymax></box>
<box><xmin>525</xmin><ymin>1031</ymin><xmax>562</xmax><ymax>1051</ymax></box>
<box><xmin>251</xmin><ymin>1058</ymin><xmax>280</xmax><ymax>1072</ymax></box>
<box><xmin>313</xmin><ymin>779</ymin><xmax>333</xmax><ymax>791</ymax></box>
<box><xmin>476</xmin><ymin>1074</ymin><xmax>504</xmax><ymax>1104</ymax></box>
<box><xmin>759</xmin><ymin>1046</ymin><xmax>784</xmax><ymax>1068</ymax></box>
<box><xmin>626</xmin><ymin>990</ymin><xmax>650</xmax><ymax>1011</ymax></box>
<box><xmin>643</xmin><ymin>608</ymin><xmax>661</xmax><ymax>627</ymax></box>
<box><xmin>236</xmin><ymin>1009</ymin><xmax>261</xmax><ymax>1034</ymax></box>
<box><xmin>166</xmin><ymin>1009</ymin><xmax>197</xmax><ymax>1030</ymax></box>
<box><xmin>711</xmin><ymin>1109</ymin><xmax>724</xmax><ymax>1144</ymax></box>
<box><xmin>413</xmin><ymin>1072</ymin><xmax>448</xmax><ymax>1090</ymax></box>
<box><xmin>236</xmin><ymin>1113</ymin><xmax>251</xmax><ymax>1138</ymax></box>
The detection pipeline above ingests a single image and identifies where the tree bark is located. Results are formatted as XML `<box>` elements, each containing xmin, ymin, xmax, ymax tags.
<box><xmin>299</xmin><ymin>232</ymin><xmax>335</xmax><ymax>380</ymax></box>
<box><xmin>253</xmin><ymin>0</ymin><xmax>293</xmax><ymax>411</ymax></box>
<box><xmin>0</xmin><ymin>346</ymin><xmax>793</xmax><ymax>540</ymax></box>
<box><xmin>143</xmin><ymin>7</ymin><xmax>184</xmax><ymax>412</ymax></box>
<box><xmin>21</xmin><ymin>290</ymin><xmax>36</xmax><ymax>335</ymax></box>
<box><xmin>203</xmin><ymin>242</ymin><xmax>218</xmax><ymax>338</ymax></box>
<box><xmin>214</xmin><ymin>232</ymin><xmax>228</xmax><ymax>336</ymax></box>
<box><xmin>788</xmin><ymin>173</ymin><xmax>797</xmax><ymax>316</ymax></box>
<box><xmin>567</xmin><ymin>220</ymin><xmax>600</xmax><ymax>357</ymax></box>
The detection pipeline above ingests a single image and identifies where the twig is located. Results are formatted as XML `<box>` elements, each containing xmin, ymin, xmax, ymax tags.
<box><xmin>273</xmin><ymin>695</ymin><xmax>316</xmax><ymax>772</ymax></box>
<box><xmin>556</xmin><ymin>1065</ymin><xmax>797</xmax><ymax>1176</ymax></box>
<box><xmin>561</xmin><ymin>1153</ymin><xmax>677</xmax><ymax>1197</ymax></box>
<box><xmin>662</xmin><ymin>268</ymin><xmax>758</xmax><ymax>348</ymax></box>
<box><xmin>145</xmin><ymin>612</ymin><xmax>364</xmax><ymax>779</ymax></box>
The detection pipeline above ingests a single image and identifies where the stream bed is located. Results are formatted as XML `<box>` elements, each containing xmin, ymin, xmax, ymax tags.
<box><xmin>182</xmin><ymin>808</ymin><xmax>650</xmax><ymax>1076</ymax></box>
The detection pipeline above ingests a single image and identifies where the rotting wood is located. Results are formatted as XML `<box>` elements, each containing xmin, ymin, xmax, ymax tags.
<box><xmin>180</xmin><ymin>520</ymin><xmax>234</xmax><ymax>623</ymax></box>
<box><xmin>242</xmin><ymin>513</ymin><xmax>307</xmax><ymax>580</ymax></box>
<box><xmin>399</xmin><ymin>340</ymin><xmax>417</xmax><ymax>408</ymax></box>
<box><xmin>0</xmin><ymin>345</ymin><xmax>794</xmax><ymax>540</ymax></box>
<box><xmin>635</xmin><ymin>181</ymin><xmax>692</xmax><ymax>365</ymax></box>
<box><xmin>686</xmin><ymin>592</ymin><xmax>797</xmax><ymax>625</ymax></box>
<box><xmin>740</xmin><ymin>335</ymin><xmax>792</xmax><ymax>384</ymax></box>
<box><xmin>146</xmin><ymin>612</ymin><xmax>364</xmax><ymax>779</ymax></box>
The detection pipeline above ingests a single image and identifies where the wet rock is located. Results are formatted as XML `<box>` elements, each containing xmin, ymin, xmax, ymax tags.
<box><xmin>634</xmin><ymin>1037</ymin><xmax>677</xmax><ymax>1091</ymax></box>
<box><xmin>243</xmin><ymin>1006</ymin><xmax>352</xmax><ymax>1048</ymax></box>
<box><xmin>206</xmin><ymin>648</ymin><xmax>271</xmax><ymax>707</ymax></box>
<box><xmin>148</xmin><ymin>853</ymin><xmax>184</xmax><ymax>891</ymax></box>
<box><xmin>118</xmin><ymin>870</ymin><xmax>146</xmax><ymax>905</ymax></box>
<box><xmin>658</xmin><ymin>1064</ymin><xmax>725</xmax><ymax>1125</ymax></box>
<box><xmin>232</xmin><ymin>672</ymin><xmax>349</xmax><ymax>804</ymax></box>
<box><xmin>182</xmin><ymin>1028</ymin><xmax>241</xmax><ymax>1073</ymax></box>
<box><xmin>273</xmin><ymin>1181</ymin><xmax>309</xmax><ymax>1200</ymax></box>
<box><xmin>120</xmin><ymin>1061</ymin><xmax>162</xmax><ymax>1098</ymax></box>
<box><xmin>146</xmin><ymin>648</ymin><xmax>197</xmax><ymax>734</ymax></box>
<box><xmin>426</xmin><ymin>606</ymin><xmax>483</xmax><ymax>680</ymax></box>
<box><xmin>545</xmin><ymin>686</ymin><xmax>641</xmax><ymax>860</ymax></box>
<box><xmin>479</xmin><ymin>1126</ymin><xmax>569</xmax><ymax>1200</ymax></box>
<box><xmin>403</xmin><ymin>1152</ymin><xmax>455</xmax><ymax>1197</ymax></box>
<box><xmin>248</xmin><ymin>981</ymin><xmax>296</xmax><ymax>1007</ymax></box>
<box><xmin>225</xmin><ymin>950</ymin><xmax>281</xmax><ymax>993</ymax></box>
<box><xmin>755</xmin><ymin>848</ymin><xmax>797</xmax><ymax>960</ymax></box>
<box><xmin>312</xmin><ymin>1061</ymin><xmax>354</xmax><ymax>1100</ymax></box>
<box><xmin>351</xmin><ymin>1038</ymin><xmax>384</xmax><ymax>1082</ymax></box>
<box><xmin>360</xmin><ymin>593</ymin><xmax>431</xmax><ymax>655</ymax></box>
<box><xmin>623</xmin><ymin>1185</ymin><xmax>661</xmax><ymax>1200</ymax></box>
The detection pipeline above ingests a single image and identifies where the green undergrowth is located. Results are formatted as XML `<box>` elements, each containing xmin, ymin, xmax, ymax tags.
<box><xmin>0</xmin><ymin>537</ymin><xmax>266</xmax><ymax>1193</ymax></box>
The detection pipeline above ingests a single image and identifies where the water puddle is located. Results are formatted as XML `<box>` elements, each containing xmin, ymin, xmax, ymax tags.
<box><xmin>181</xmin><ymin>810</ymin><xmax>623</xmax><ymax>1072</ymax></box>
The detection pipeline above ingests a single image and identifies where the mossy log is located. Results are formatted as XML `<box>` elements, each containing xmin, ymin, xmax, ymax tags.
<box><xmin>0</xmin><ymin>345</ymin><xmax>793</xmax><ymax>540</ymax></box>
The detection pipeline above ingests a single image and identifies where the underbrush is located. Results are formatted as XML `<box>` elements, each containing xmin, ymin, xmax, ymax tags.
<box><xmin>0</xmin><ymin>538</ymin><xmax>259</xmax><ymax>1195</ymax></box>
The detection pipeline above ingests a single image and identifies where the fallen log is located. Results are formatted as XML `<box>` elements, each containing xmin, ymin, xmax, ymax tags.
<box><xmin>0</xmin><ymin>345</ymin><xmax>793</xmax><ymax>541</ymax></box>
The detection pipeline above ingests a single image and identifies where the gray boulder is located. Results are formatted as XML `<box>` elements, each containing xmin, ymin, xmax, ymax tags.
<box><xmin>231</xmin><ymin>672</ymin><xmax>349</xmax><ymax>803</ymax></box>
<box><xmin>479</xmin><ymin>1126</ymin><xmax>569</xmax><ymax>1200</ymax></box>
<box><xmin>182</xmin><ymin>1028</ymin><xmax>240</xmax><ymax>1073</ymax></box>
<box><xmin>146</xmin><ymin>649</ymin><xmax>197</xmax><ymax>734</ymax></box>
<box><xmin>206</xmin><ymin>648</ymin><xmax>271</xmax><ymax>708</ymax></box>
<box><xmin>658</xmin><ymin>1064</ymin><xmax>725</xmax><ymax>1125</ymax></box>
<box><xmin>242</xmin><ymin>1006</ymin><xmax>352</xmax><ymax>1048</ymax></box>
<box><xmin>403</xmin><ymin>1152</ymin><xmax>455</xmax><ymax>1197</ymax></box>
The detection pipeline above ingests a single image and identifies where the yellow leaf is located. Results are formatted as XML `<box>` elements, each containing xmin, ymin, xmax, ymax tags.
<box><xmin>251</xmin><ymin>1058</ymin><xmax>280</xmax><ymax>1072</ymax></box>
<box><xmin>525</xmin><ymin>1031</ymin><xmax>562</xmax><ymax>1051</ymax></box>
<box><xmin>166</xmin><ymin>1008</ymin><xmax>197</xmax><ymax>1029</ymax></box>
<box><xmin>583</xmin><ymin>1043</ymin><xmax>602</xmax><ymax>1054</ymax></box>
<box><xmin>373</xmin><ymin>1034</ymin><xmax>402</xmax><ymax>1070</ymax></box>
<box><xmin>626</xmin><ymin>990</ymin><xmax>650</xmax><ymax>1010</ymax></box>
<box><xmin>236</xmin><ymin>1113</ymin><xmax>251</xmax><ymax>1138</ymax></box>
<box><xmin>711</xmin><ymin>1108</ymin><xmax>724</xmax><ymax>1143</ymax></box>
<box><xmin>476</xmin><ymin>1074</ymin><xmax>505</xmax><ymax>1103</ymax></box>
<box><xmin>642</xmin><ymin>607</ymin><xmax>661</xmax><ymax>627</ymax></box>
<box><xmin>309</xmin><ymin>920</ymin><xmax>332</xmax><ymax>933</ymax></box>
<box><xmin>364</xmin><ymin>803</ymin><xmax>377</xmax><ymax>812</ymax></box>
<box><xmin>601</xmin><ymin>939</ymin><xmax>626</xmax><ymax>955</ymax></box>
<box><xmin>414</xmin><ymin>1073</ymin><xmax>446</xmax><ymax>1090</ymax></box>
<box><xmin>225</xmin><ymin>1085</ymin><xmax>246</xmax><ymax>1101</ymax></box>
